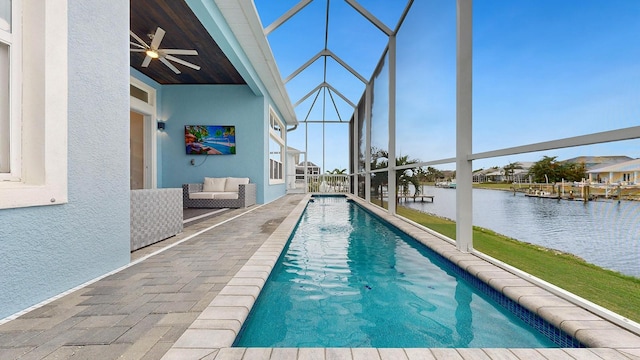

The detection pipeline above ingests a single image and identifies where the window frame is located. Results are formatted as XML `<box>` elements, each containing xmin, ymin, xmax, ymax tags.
<box><xmin>0</xmin><ymin>1</ymin><xmax>68</xmax><ymax>209</ymax></box>
<box><xmin>268</xmin><ymin>107</ymin><xmax>285</xmax><ymax>184</ymax></box>
<box><xmin>0</xmin><ymin>0</ymin><xmax>20</xmax><ymax>179</ymax></box>
<box><xmin>130</xmin><ymin>76</ymin><xmax>158</xmax><ymax>189</ymax></box>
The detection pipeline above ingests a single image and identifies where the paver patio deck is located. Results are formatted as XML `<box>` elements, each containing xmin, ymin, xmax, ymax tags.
<box><xmin>1</xmin><ymin>194</ymin><xmax>639</xmax><ymax>359</ymax></box>
<box><xmin>0</xmin><ymin>195</ymin><xmax>303</xmax><ymax>359</ymax></box>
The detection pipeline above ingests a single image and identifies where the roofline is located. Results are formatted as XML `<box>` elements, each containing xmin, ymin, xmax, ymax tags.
<box><xmin>586</xmin><ymin>158</ymin><xmax>640</xmax><ymax>173</ymax></box>
<box><xmin>214</xmin><ymin>0</ymin><xmax>298</xmax><ymax>126</ymax></box>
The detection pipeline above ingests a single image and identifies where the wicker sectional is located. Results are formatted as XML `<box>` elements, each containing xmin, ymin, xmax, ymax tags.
<box><xmin>182</xmin><ymin>179</ymin><xmax>256</xmax><ymax>208</ymax></box>
<box><xmin>131</xmin><ymin>188</ymin><xmax>183</xmax><ymax>251</ymax></box>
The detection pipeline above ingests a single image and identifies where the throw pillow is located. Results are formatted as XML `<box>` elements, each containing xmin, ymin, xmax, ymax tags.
<box><xmin>203</xmin><ymin>177</ymin><xmax>226</xmax><ymax>192</ymax></box>
<box><xmin>224</xmin><ymin>177</ymin><xmax>250</xmax><ymax>192</ymax></box>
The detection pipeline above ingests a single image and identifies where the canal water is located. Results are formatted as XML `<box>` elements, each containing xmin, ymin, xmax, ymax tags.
<box><xmin>400</xmin><ymin>186</ymin><xmax>640</xmax><ymax>278</ymax></box>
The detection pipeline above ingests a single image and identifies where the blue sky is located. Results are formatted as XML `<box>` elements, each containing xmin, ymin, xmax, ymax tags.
<box><xmin>254</xmin><ymin>0</ymin><xmax>640</xmax><ymax>172</ymax></box>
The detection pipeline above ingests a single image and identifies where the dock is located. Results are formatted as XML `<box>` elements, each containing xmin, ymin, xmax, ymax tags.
<box><xmin>524</xmin><ymin>193</ymin><xmax>560</xmax><ymax>199</ymax></box>
<box><xmin>398</xmin><ymin>195</ymin><xmax>434</xmax><ymax>202</ymax></box>
<box><xmin>523</xmin><ymin>193</ymin><xmax>602</xmax><ymax>202</ymax></box>
<box><xmin>513</xmin><ymin>183</ymin><xmax>634</xmax><ymax>202</ymax></box>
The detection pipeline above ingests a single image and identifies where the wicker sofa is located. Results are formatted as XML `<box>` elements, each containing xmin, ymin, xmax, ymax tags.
<box><xmin>182</xmin><ymin>177</ymin><xmax>256</xmax><ymax>208</ymax></box>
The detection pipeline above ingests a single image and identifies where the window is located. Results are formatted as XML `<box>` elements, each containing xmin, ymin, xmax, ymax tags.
<box><xmin>130</xmin><ymin>83</ymin><xmax>150</xmax><ymax>104</ymax></box>
<box><xmin>269</xmin><ymin>138</ymin><xmax>283</xmax><ymax>181</ymax></box>
<box><xmin>130</xmin><ymin>77</ymin><xmax>156</xmax><ymax>109</ymax></box>
<box><xmin>270</xmin><ymin>112</ymin><xmax>283</xmax><ymax>138</ymax></box>
<box><xmin>269</xmin><ymin>108</ymin><xmax>285</xmax><ymax>183</ymax></box>
<box><xmin>0</xmin><ymin>0</ymin><xmax>68</xmax><ymax>209</ymax></box>
<box><xmin>0</xmin><ymin>0</ymin><xmax>17</xmax><ymax>176</ymax></box>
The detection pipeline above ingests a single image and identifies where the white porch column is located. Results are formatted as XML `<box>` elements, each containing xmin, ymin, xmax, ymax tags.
<box><xmin>456</xmin><ymin>0</ymin><xmax>473</xmax><ymax>252</ymax></box>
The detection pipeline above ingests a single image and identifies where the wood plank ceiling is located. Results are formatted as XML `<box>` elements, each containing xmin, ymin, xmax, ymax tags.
<box><xmin>130</xmin><ymin>0</ymin><xmax>246</xmax><ymax>85</ymax></box>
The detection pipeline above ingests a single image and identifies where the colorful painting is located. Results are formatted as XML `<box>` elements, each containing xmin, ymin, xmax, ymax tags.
<box><xmin>185</xmin><ymin>125</ymin><xmax>236</xmax><ymax>155</ymax></box>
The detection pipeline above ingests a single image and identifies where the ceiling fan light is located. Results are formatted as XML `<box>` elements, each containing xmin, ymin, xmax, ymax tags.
<box><xmin>146</xmin><ymin>49</ymin><xmax>159</xmax><ymax>59</ymax></box>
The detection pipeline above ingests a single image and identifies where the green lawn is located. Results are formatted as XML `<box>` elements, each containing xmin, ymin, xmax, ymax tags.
<box><xmin>396</xmin><ymin>205</ymin><xmax>640</xmax><ymax>323</ymax></box>
<box><xmin>472</xmin><ymin>182</ymin><xmax>515</xmax><ymax>190</ymax></box>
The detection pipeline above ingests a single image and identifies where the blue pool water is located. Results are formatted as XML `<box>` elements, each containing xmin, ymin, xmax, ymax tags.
<box><xmin>202</xmin><ymin>141</ymin><xmax>234</xmax><ymax>154</ymax></box>
<box><xmin>234</xmin><ymin>196</ymin><xmax>576</xmax><ymax>348</ymax></box>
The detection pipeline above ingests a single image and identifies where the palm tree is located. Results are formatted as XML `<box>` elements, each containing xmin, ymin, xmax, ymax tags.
<box><xmin>425</xmin><ymin>166</ymin><xmax>444</xmax><ymax>183</ymax></box>
<box><xmin>413</xmin><ymin>167</ymin><xmax>429</xmax><ymax>195</ymax></box>
<box><xmin>395</xmin><ymin>155</ymin><xmax>419</xmax><ymax>202</ymax></box>
<box><xmin>370</xmin><ymin>148</ymin><xmax>389</xmax><ymax>202</ymax></box>
<box><xmin>368</xmin><ymin>149</ymin><xmax>422</xmax><ymax>203</ymax></box>
<box><xmin>324</xmin><ymin>168</ymin><xmax>348</xmax><ymax>191</ymax></box>
<box><xmin>503</xmin><ymin>161</ymin><xmax>523</xmax><ymax>182</ymax></box>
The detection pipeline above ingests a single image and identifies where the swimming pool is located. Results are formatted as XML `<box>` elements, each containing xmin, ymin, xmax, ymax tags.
<box><xmin>234</xmin><ymin>196</ymin><xmax>581</xmax><ymax>348</ymax></box>
<box><xmin>202</xmin><ymin>141</ymin><xmax>235</xmax><ymax>155</ymax></box>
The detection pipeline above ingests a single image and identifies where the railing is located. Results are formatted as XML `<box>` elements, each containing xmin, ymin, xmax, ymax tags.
<box><xmin>307</xmin><ymin>174</ymin><xmax>349</xmax><ymax>193</ymax></box>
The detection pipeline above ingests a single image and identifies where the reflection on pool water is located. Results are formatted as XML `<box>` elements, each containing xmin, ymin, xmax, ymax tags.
<box><xmin>234</xmin><ymin>196</ymin><xmax>581</xmax><ymax>348</ymax></box>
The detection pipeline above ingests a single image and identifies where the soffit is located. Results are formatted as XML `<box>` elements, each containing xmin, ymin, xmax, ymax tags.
<box><xmin>130</xmin><ymin>0</ymin><xmax>245</xmax><ymax>85</ymax></box>
<box><xmin>130</xmin><ymin>0</ymin><xmax>298</xmax><ymax>125</ymax></box>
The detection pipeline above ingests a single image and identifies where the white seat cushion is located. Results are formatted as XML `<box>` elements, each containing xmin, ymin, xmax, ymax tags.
<box><xmin>189</xmin><ymin>192</ymin><xmax>238</xmax><ymax>200</ymax></box>
<box><xmin>189</xmin><ymin>192</ymin><xmax>217</xmax><ymax>199</ymax></box>
<box><xmin>212</xmin><ymin>192</ymin><xmax>239</xmax><ymax>200</ymax></box>
<box><xmin>224</xmin><ymin>177</ymin><xmax>249</xmax><ymax>192</ymax></box>
<box><xmin>203</xmin><ymin>177</ymin><xmax>226</xmax><ymax>192</ymax></box>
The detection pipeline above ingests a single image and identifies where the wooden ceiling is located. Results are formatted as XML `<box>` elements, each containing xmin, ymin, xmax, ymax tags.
<box><xmin>130</xmin><ymin>0</ymin><xmax>246</xmax><ymax>85</ymax></box>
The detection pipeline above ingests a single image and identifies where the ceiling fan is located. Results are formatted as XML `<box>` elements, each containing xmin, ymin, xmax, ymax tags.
<box><xmin>130</xmin><ymin>27</ymin><xmax>200</xmax><ymax>74</ymax></box>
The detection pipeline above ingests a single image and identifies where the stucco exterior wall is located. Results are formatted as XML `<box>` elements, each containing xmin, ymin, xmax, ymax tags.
<box><xmin>159</xmin><ymin>85</ymin><xmax>279</xmax><ymax>203</ymax></box>
<box><xmin>0</xmin><ymin>1</ymin><xmax>131</xmax><ymax>319</ymax></box>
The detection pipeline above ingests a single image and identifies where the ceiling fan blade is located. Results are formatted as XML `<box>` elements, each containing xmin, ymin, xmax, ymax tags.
<box><xmin>160</xmin><ymin>57</ymin><xmax>181</xmax><ymax>74</ymax></box>
<box><xmin>150</xmin><ymin>27</ymin><xmax>166</xmax><ymax>50</ymax></box>
<box><xmin>130</xmin><ymin>49</ymin><xmax>146</xmax><ymax>53</ymax></box>
<box><xmin>161</xmin><ymin>49</ymin><xmax>198</xmax><ymax>56</ymax></box>
<box><xmin>129</xmin><ymin>31</ymin><xmax>149</xmax><ymax>48</ymax></box>
<box><xmin>165</xmin><ymin>55</ymin><xmax>201</xmax><ymax>70</ymax></box>
<box><xmin>130</xmin><ymin>42</ymin><xmax>146</xmax><ymax>49</ymax></box>
<box><xmin>142</xmin><ymin>55</ymin><xmax>152</xmax><ymax>67</ymax></box>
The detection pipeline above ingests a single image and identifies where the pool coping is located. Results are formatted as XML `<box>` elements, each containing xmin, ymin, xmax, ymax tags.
<box><xmin>162</xmin><ymin>193</ymin><xmax>640</xmax><ymax>360</ymax></box>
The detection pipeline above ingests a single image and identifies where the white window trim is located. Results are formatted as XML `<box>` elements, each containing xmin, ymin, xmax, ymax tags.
<box><xmin>0</xmin><ymin>0</ymin><xmax>21</xmax><ymax>179</ymax></box>
<box><xmin>0</xmin><ymin>1</ymin><xmax>68</xmax><ymax>209</ymax></box>
<box><xmin>130</xmin><ymin>76</ymin><xmax>157</xmax><ymax>189</ymax></box>
<box><xmin>269</xmin><ymin>107</ymin><xmax>285</xmax><ymax>184</ymax></box>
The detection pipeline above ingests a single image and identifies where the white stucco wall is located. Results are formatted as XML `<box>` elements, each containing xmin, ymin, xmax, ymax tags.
<box><xmin>0</xmin><ymin>0</ymin><xmax>131</xmax><ymax>319</ymax></box>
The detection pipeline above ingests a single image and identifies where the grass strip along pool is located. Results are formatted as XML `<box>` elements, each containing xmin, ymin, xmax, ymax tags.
<box><xmin>396</xmin><ymin>205</ymin><xmax>640</xmax><ymax>324</ymax></box>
